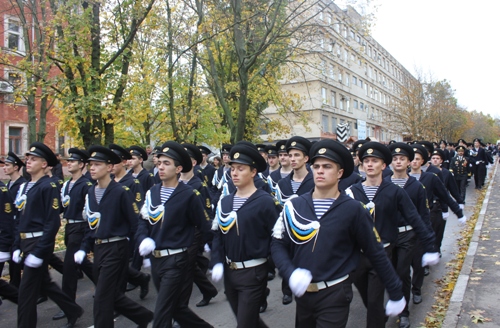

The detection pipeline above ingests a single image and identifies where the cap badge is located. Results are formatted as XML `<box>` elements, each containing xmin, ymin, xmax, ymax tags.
<box><xmin>234</xmin><ymin>152</ymin><xmax>240</xmax><ymax>159</ymax></box>
<box><xmin>291</xmin><ymin>141</ymin><xmax>297</xmax><ymax>146</ymax></box>
<box><xmin>367</xmin><ymin>149</ymin><xmax>373</xmax><ymax>154</ymax></box>
<box><xmin>163</xmin><ymin>147</ymin><xmax>169</xmax><ymax>152</ymax></box>
<box><xmin>357</xmin><ymin>144</ymin><xmax>362</xmax><ymax>148</ymax></box>
<box><xmin>395</xmin><ymin>148</ymin><xmax>401</xmax><ymax>153</ymax></box>
<box><xmin>318</xmin><ymin>148</ymin><xmax>327</xmax><ymax>154</ymax></box>
<box><xmin>433</xmin><ymin>150</ymin><xmax>438</xmax><ymax>154</ymax></box>
<box><xmin>413</xmin><ymin>148</ymin><xmax>417</xmax><ymax>152</ymax></box>
<box><xmin>268</xmin><ymin>150</ymin><xmax>272</xmax><ymax>154</ymax></box>
<box><xmin>280</xmin><ymin>145</ymin><xmax>285</xmax><ymax>149</ymax></box>
<box><xmin>130</xmin><ymin>150</ymin><xmax>134</xmax><ymax>154</ymax></box>
<box><xmin>30</xmin><ymin>147</ymin><xmax>36</xmax><ymax>151</ymax></box>
<box><xmin>91</xmin><ymin>152</ymin><xmax>97</xmax><ymax>157</ymax></box>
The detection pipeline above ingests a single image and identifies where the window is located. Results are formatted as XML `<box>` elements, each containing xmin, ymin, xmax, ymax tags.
<box><xmin>331</xmin><ymin>91</ymin><xmax>336</xmax><ymax>107</ymax></box>
<box><xmin>332</xmin><ymin>117</ymin><xmax>337</xmax><ymax>131</ymax></box>
<box><xmin>318</xmin><ymin>10</ymin><xmax>323</xmax><ymax>21</ymax></box>
<box><xmin>349</xmin><ymin>30</ymin><xmax>355</xmax><ymax>39</ymax></box>
<box><xmin>334</xmin><ymin>20</ymin><xmax>340</xmax><ymax>33</ymax></box>
<box><xmin>339</xmin><ymin>96</ymin><xmax>344</xmax><ymax>110</ymax></box>
<box><xmin>338</xmin><ymin>71</ymin><xmax>343</xmax><ymax>83</ymax></box>
<box><xmin>368</xmin><ymin>46</ymin><xmax>372</xmax><ymax>57</ymax></box>
<box><xmin>9</xmin><ymin>127</ymin><xmax>23</xmax><ymax>154</ymax></box>
<box><xmin>346</xmin><ymin>98</ymin><xmax>350</xmax><ymax>111</ymax></box>
<box><xmin>5</xmin><ymin>16</ymin><xmax>25</xmax><ymax>53</ymax></box>
<box><xmin>352</xmin><ymin>76</ymin><xmax>357</xmax><ymax>86</ymax></box>
<box><xmin>344</xmin><ymin>49</ymin><xmax>348</xmax><ymax>62</ymax></box>
<box><xmin>353</xmin><ymin>100</ymin><xmax>358</xmax><ymax>109</ymax></box>
<box><xmin>345</xmin><ymin>73</ymin><xmax>350</xmax><ymax>86</ymax></box>
<box><xmin>327</xmin><ymin>14</ymin><xmax>332</xmax><ymax>25</ymax></box>
<box><xmin>328</xmin><ymin>39</ymin><xmax>334</xmax><ymax>52</ymax></box>
<box><xmin>359</xmin><ymin>79</ymin><xmax>363</xmax><ymax>88</ymax></box>
<box><xmin>329</xmin><ymin>64</ymin><xmax>335</xmax><ymax>79</ymax></box>
<box><xmin>322</xmin><ymin>115</ymin><xmax>329</xmax><ymax>132</ymax></box>
<box><xmin>321</xmin><ymin>87</ymin><xmax>327</xmax><ymax>103</ymax></box>
<box><xmin>320</xmin><ymin>38</ymin><xmax>324</xmax><ymax>49</ymax></box>
<box><xmin>356</xmin><ymin>35</ymin><xmax>361</xmax><ymax>43</ymax></box>
<box><xmin>360</xmin><ymin>102</ymin><xmax>365</xmax><ymax>111</ymax></box>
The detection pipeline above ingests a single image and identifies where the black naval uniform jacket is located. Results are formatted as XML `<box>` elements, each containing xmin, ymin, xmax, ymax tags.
<box><xmin>80</xmin><ymin>180</ymin><xmax>139</xmax><ymax>253</ymax></box>
<box><xmin>13</xmin><ymin>176</ymin><xmax>61</xmax><ymax>259</ymax></box>
<box><xmin>117</xmin><ymin>173</ymin><xmax>144</xmax><ymax>209</ymax></box>
<box><xmin>417</xmin><ymin>172</ymin><xmax>463</xmax><ymax>218</ymax></box>
<box><xmin>7</xmin><ymin>176</ymin><xmax>26</xmax><ymax>219</ymax></box>
<box><xmin>438</xmin><ymin>168</ymin><xmax>464</xmax><ymax>214</ymax></box>
<box><xmin>186</xmin><ymin>175</ymin><xmax>214</xmax><ymax>219</ymax></box>
<box><xmin>275</xmin><ymin>169</ymin><xmax>314</xmax><ymax>206</ymax></box>
<box><xmin>0</xmin><ymin>182</ymin><xmax>15</xmax><ymax>253</ymax></box>
<box><xmin>384</xmin><ymin>176</ymin><xmax>432</xmax><ymax>231</ymax></box>
<box><xmin>271</xmin><ymin>192</ymin><xmax>404</xmax><ymax>301</ymax></box>
<box><xmin>148</xmin><ymin>166</ymin><xmax>161</xmax><ymax>185</ymax></box>
<box><xmin>61</xmin><ymin>176</ymin><xmax>93</xmax><ymax>221</ymax></box>
<box><xmin>339</xmin><ymin>171</ymin><xmax>364</xmax><ymax>192</ymax></box>
<box><xmin>211</xmin><ymin>189</ymin><xmax>281</xmax><ymax>265</ymax></box>
<box><xmin>198</xmin><ymin>164</ymin><xmax>216</xmax><ymax>189</ymax></box>
<box><xmin>137</xmin><ymin>182</ymin><xmax>212</xmax><ymax>250</ymax></box>
<box><xmin>267</xmin><ymin>168</ymin><xmax>289</xmax><ymax>195</ymax></box>
<box><xmin>347</xmin><ymin>179</ymin><xmax>435</xmax><ymax>253</ymax></box>
<box><xmin>127</xmin><ymin>168</ymin><xmax>155</xmax><ymax>195</ymax></box>
<box><xmin>450</xmin><ymin>155</ymin><xmax>468</xmax><ymax>180</ymax></box>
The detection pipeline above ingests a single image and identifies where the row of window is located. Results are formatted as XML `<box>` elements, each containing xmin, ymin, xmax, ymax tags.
<box><xmin>321</xmin><ymin>87</ymin><xmax>385</xmax><ymax>121</ymax></box>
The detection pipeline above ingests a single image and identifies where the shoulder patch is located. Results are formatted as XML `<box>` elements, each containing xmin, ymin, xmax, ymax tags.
<box><xmin>50</xmin><ymin>182</ymin><xmax>57</xmax><ymax>188</ymax></box>
<box><xmin>5</xmin><ymin>203</ymin><xmax>12</xmax><ymax>213</ymax></box>
<box><xmin>149</xmin><ymin>173</ymin><xmax>154</xmax><ymax>177</ymax></box>
<box><xmin>193</xmin><ymin>189</ymin><xmax>201</xmax><ymax>196</ymax></box>
<box><xmin>87</xmin><ymin>182</ymin><xmax>93</xmax><ymax>186</ymax></box>
<box><xmin>122</xmin><ymin>186</ymin><xmax>130</xmax><ymax>191</ymax></box>
<box><xmin>373</xmin><ymin>227</ymin><xmax>381</xmax><ymax>243</ymax></box>
<box><xmin>136</xmin><ymin>192</ymin><xmax>141</xmax><ymax>202</ymax></box>
<box><xmin>0</xmin><ymin>186</ymin><xmax>8</xmax><ymax>192</ymax></box>
<box><xmin>134</xmin><ymin>179</ymin><xmax>140</xmax><ymax>184</ymax></box>
<box><xmin>132</xmin><ymin>202</ymin><xmax>139</xmax><ymax>214</ymax></box>
<box><xmin>52</xmin><ymin>198</ymin><xmax>59</xmax><ymax>210</ymax></box>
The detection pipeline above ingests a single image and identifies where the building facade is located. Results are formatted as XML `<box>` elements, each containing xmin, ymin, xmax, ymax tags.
<box><xmin>262</xmin><ymin>1</ymin><xmax>416</xmax><ymax>143</ymax></box>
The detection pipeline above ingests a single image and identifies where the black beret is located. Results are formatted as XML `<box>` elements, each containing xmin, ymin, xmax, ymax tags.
<box><xmin>358</xmin><ymin>142</ymin><xmax>392</xmax><ymax>165</ymax></box>
<box><xmin>157</xmin><ymin>141</ymin><xmax>192</xmax><ymax>173</ymax></box>
<box><xmin>456</xmin><ymin>145</ymin><xmax>466</xmax><ymax>152</ymax></box>
<box><xmin>265</xmin><ymin>144</ymin><xmax>278</xmax><ymax>156</ymax></box>
<box><xmin>286</xmin><ymin>136</ymin><xmax>312</xmax><ymax>154</ymax></box>
<box><xmin>152</xmin><ymin>146</ymin><xmax>162</xmax><ymax>155</ymax></box>
<box><xmin>473</xmin><ymin>138</ymin><xmax>485</xmax><ymax>147</ymax></box>
<box><xmin>183</xmin><ymin>143</ymin><xmax>203</xmax><ymax>165</ymax></box>
<box><xmin>4</xmin><ymin>151</ymin><xmax>25</xmax><ymax>168</ymax></box>
<box><xmin>128</xmin><ymin>145</ymin><xmax>148</xmax><ymax>161</ymax></box>
<box><xmin>26</xmin><ymin>142</ymin><xmax>58</xmax><ymax>167</ymax></box>
<box><xmin>388</xmin><ymin>142</ymin><xmax>414</xmax><ymax>162</ymax></box>
<box><xmin>198</xmin><ymin>145</ymin><xmax>212</xmax><ymax>155</ymax></box>
<box><xmin>229</xmin><ymin>141</ymin><xmax>267</xmax><ymax>172</ymax></box>
<box><xmin>439</xmin><ymin>139</ymin><xmax>448</xmax><ymax>146</ymax></box>
<box><xmin>457</xmin><ymin>138</ymin><xmax>467</xmax><ymax>145</ymax></box>
<box><xmin>418</xmin><ymin>141</ymin><xmax>434</xmax><ymax>155</ymax></box>
<box><xmin>67</xmin><ymin>148</ymin><xmax>90</xmax><ymax>162</ymax></box>
<box><xmin>388</xmin><ymin>140</ymin><xmax>397</xmax><ymax>145</ymax></box>
<box><xmin>431</xmin><ymin>149</ymin><xmax>445</xmax><ymax>161</ymax></box>
<box><xmin>309</xmin><ymin>139</ymin><xmax>353</xmax><ymax>179</ymax></box>
<box><xmin>220</xmin><ymin>144</ymin><xmax>233</xmax><ymax>155</ymax></box>
<box><xmin>276</xmin><ymin>140</ymin><xmax>288</xmax><ymax>153</ymax></box>
<box><xmin>411</xmin><ymin>144</ymin><xmax>429</xmax><ymax>163</ymax></box>
<box><xmin>88</xmin><ymin>145</ymin><xmax>122</xmax><ymax>164</ymax></box>
<box><xmin>352</xmin><ymin>139</ymin><xmax>370</xmax><ymax>154</ymax></box>
<box><xmin>255</xmin><ymin>144</ymin><xmax>267</xmax><ymax>153</ymax></box>
<box><xmin>109</xmin><ymin>144</ymin><xmax>132</xmax><ymax>160</ymax></box>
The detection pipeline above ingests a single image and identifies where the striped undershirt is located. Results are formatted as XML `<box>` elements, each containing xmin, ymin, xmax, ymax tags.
<box><xmin>391</xmin><ymin>177</ymin><xmax>408</xmax><ymax>188</ymax></box>
<box><xmin>95</xmin><ymin>187</ymin><xmax>106</xmax><ymax>204</ymax></box>
<box><xmin>232</xmin><ymin>196</ymin><xmax>247</xmax><ymax>211</ymax></box>
<box><xmin>25</xmin><ymin>182</ymin><xmax>36</xmax><ymax>193</ymax></box>
<box><xmin>291</xmin><ymin>180</ymin><xmax>301</xmax><ymax>194</ymax></box>
<box><xmin>421</xmin><ymin>165</ymin><xmax>428</xmax><ymax>172</ymax></box>
<box><xmin>409</xmin><ymin>173</ymin><xmax>421</xmax><ymax>180</ymax></box>
<box><xmin>160</xmin><ymin>186</ymin><xmax>175</xmax><ymax>203</ymax></box>
<box><xmin>280</xmin><ymin>171</ymin><xmax>291</xmax><ymax>179</ymax></box>
<box><xmin>68</xmin><ymin>181</ymin><xmax>75</xmax><ymax>193</ymax></box>
<box><xmin>313</xmin><ymin>198</ymin><xmax>335</xmax><ymax>219</ymax></box>
<box><xmin>362</xmin><ymin>185</ymin><xmax>379</xmax><ymax>201</ymax></box>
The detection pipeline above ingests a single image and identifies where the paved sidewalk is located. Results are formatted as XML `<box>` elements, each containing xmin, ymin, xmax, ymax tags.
<box><xmin>443</xmin><ymin>162</ymin><xmax>500</xmax><ymax>328</ymax></box>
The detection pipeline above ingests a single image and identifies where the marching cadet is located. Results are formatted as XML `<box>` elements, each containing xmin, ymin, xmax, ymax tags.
<box><xmin>387</xmin><ymin>143</ymin><xmax>432</xmax><ymax>328</ymax></box>
<box><xmin>338</xmin><ymin>147</ymin><xmax>363</xmax><ymax>191</ymax></box>
<box><xmin>128</xmin><ymin>145</ymin><xmax>156</xmax><ymax>194</ymax></box>
<box><xmin>416</xmin><ymin>141</ymin><xmax>443</xmax><ymax>178</ymax></box>
<box><xmin>450</xmin><ymin>145</ymin><xmax>469</xmax><ymax>202</ymax></box>
<box><xmin>0</xmin><ymin>177</ymin><xmax>19</xmax><ymax>305</ymax></box>
<box><xmin>1</xmin><ymin>151</ymin><xmax>26</xmax><ymax>288</ymax></box>
<box><xmin>346</xmin><ymin>142</ymin><xmax>438</xmax><ymax>328</ymax></box>
<box><xmin>265</xmin><ymin>144</ymin><xmax>280</xmax><ymax>176</ymax></box>
<box><xmin>211</xmin><ymin>141</ymin><xmax>281</xmax><ymax>328</ymax></box>
<box><xmin>274</xmin><ymin>136</ymin><xmax>315</xmax><ymax>305</ymax></box>
<box><xmin>52</xmin><ymin>148</ymin><xmax>95</xmax><ymax>321</ymax></box>
<box><xmin>271</xmin><ymin>139</ymin><xmax>406</xmax><ymax>328</ymax></box>
<box><xmin>179</xmin><ymin>143</ymin><xmax>218</xmax><ymax>308</ymax></box>
<box><xmin>439</xmin><ymin>140</ymin><xmax>451</xmax><ymax>169</ymax></box>
<box><xmin>267</xmin><ymin>140</ymin><xmax>291</xmax><ymax>195</ymax></box>
<box><xmin>470</xmin><ymin>138</ymin><xmax>488</xmax><ymax>189</ymax></box>
<box><xmin>12</xmin><ymin>142</ymin><xmax>83</xmax><ymax>328</ymax></box>
<box><xmin>137</xmin><ymin>141</ymin><xmax>213</xmax><ymax>328</ymax></box>
<box><xmin>256</xmin><ymin>144</ymin><xmax>270</xmax><ymax>178</ymax></box>
<box><xmin>408</xmin><ymin>144</ymin><xmax>466</xmax><ymax>304</ymax></box>
<box><xmin>198</xmin><ymin>145</ymin><xmax>216</xmax><ymax>190</ymax></box>
<box><xmin>149</xmin><ymin>146</ymin><xmax>162</xmax><ymax>184</ymax></box>
<box><xmin>109</xmin><ymin>144</ymin><xmax>150</xmax><ymax>299</ymax></box>
<box><xmin>74</xmin><ymin>145</ymin><xmax>153</xmax><ymax>328</ymax></box>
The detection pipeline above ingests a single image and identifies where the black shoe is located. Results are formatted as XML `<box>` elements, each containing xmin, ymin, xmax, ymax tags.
<box><xmin>139</xmin><ymin>274</ymin><xmax>150</xmax><ymax>300</ymax></box>
<box><xmin>52</xmin><ymin>310</ymin><xmax>67</xmax><ymax>320</ymax></box>
<box><xmin>62</xmin><ymin>307</ymin><xmax>84</xmax><ymax>328</ymax></box>
<box><xmin>399</xmin><ymin>316</ymin><xmax>410</xmax><ymax>328</ymax></box>
<box><xmin>413</xmin><ymin>294</ymin><xmax>422</xmax><ymax>304</ymax></box>
<box><xmin>37</xmin><ymin>295</ymin><xmax>48</xmax><ymax>304</ymax></box>
<box><xmin>126</xmin><ymin>283</ymin><xmax>138</xmax><ymax>292</ymax></box>
<box><xmin>282</xmin><ymin>294</ymin><xmax>293</xmax><ymax>305</ymax></box>
<box><xmin>76</xmin><ymin>268</ymin><xmax>84</xmax><ymax>280</ymax></box>
<box><xmin>267</xmin><ymin>272</ymin><xmax>275</xmax><ymax>281</ymax></box>
<box><xmin>259</xmin><ymin>300</ymin><xmax>267</xmax><ymax>313</ymax></box>
<box><xmin>423</xmin><ymin>266</ymin><xmax>429</xmax><ymax>276</ymax></box>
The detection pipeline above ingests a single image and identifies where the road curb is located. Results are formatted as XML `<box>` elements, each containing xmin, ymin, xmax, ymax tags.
<box><xmin>442</xmin><ymin>162</ymin><xmax>498</xmax><ymax>328</ymax></box>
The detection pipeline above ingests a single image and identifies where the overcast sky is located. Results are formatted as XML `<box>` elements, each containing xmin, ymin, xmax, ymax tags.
<box><xmin>341</xmin><ymin>0</ymin><xmax>499</xmax><ymax>118</ymax></box>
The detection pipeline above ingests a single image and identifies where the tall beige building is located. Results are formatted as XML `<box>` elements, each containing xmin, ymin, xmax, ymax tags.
<box><xmin>261</xmin><ymin>1</ymin><xmax>416</xmax><ymax>143</ymax></box>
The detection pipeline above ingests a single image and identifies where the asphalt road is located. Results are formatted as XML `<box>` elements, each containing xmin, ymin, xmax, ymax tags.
<box><xmin>0</xmin><ymin>176</ymin><xmax>482</xmax><ymax>327</ymax></box>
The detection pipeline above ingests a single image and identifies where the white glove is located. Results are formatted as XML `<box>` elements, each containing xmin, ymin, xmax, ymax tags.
<box><xmin>204</xmin><ymin>243</ymin><xmax>211</xmax><ymax>253</ymax></box>
<box><xmin>0</xmin><ymin>251</ymin><xmax>10</xmax><ymax>263</ymax></box>
<box><xmin>139</xmin><ymin>237</ymin><xmax>156</xmax><ymax>256</ymax></box>
<box><xmin>211</xmin><ymin>263</ymin><xmax>224</xmax><ymax>282</ymax></box>
<box><xmin>74</xmin><ymin>250</ymin><xmax>86</xmax><ymax>264</ymax></box>
<box><xmin>459</xmin><ymin>204</ymin><xmax>464</xmax><ymax>210</ymax></box>
<box><xmin>289</xmin><ymin>268</ymin><xmax>313</xmax><ymax>298</ymax></box>
<box><xmin>12</xmin><ymin>249</ymin><xmax>21</xmax><ymax>263</ymax></box>
<box><xmin>442</xmin><ymin>212</ymin><xmax>449</xmax><ymax>220</ymax></box>
<box><xmin>24</xmin><ymin>254</ymin><xmax>43</xmax><ymax>268</ymax></box>
<box><xmin>476</xmin><ymin>161</ymin><xmax>480</xmax><ymax>165</ymax></box>
<box><xmin>143</xmin><ymin>258</ymin><xmax>151</xmax><ymax>268</ymax></box>
<box><xmin>458</xmin><ymin>216</ymin><xmax>467</xmax><ymax>225</ymax></box>
<box><xmin>422</xmin><ymin>252</ymin><xmax>440</xmax><ymax>267</ymax></box>
<box><xmin>386</xmin><ymin>297</ymin><xmax>406</xmax><ymax>316</ymax></box>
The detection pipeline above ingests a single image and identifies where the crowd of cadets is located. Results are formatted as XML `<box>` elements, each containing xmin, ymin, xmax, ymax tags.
<box><xmin>0</xmin><ymin>135</ymin><xmax>494</xmax><ymax>328</ymax></box>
